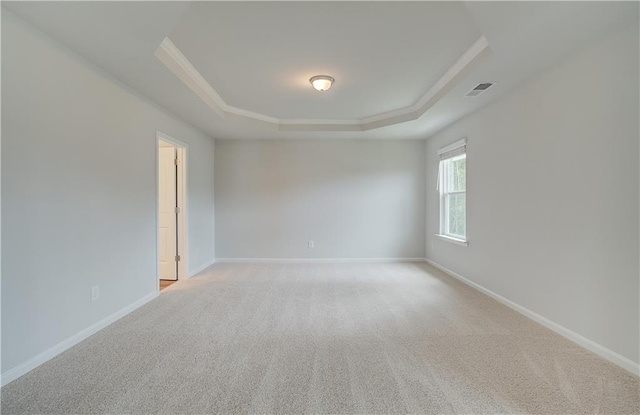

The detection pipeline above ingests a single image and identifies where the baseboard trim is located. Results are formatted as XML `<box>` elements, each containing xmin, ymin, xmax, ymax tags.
<box><xmin>0</xmin><ymin>291</ymin><xmax>159</xmax><ymax>387</ymax></box>
<box><xmin>216</xmin><ymin>257</ymin><xmax>426</xmax><ymax>264</ymax></box>
<box><xmin>188</xmin><ymin>258</ymin><xmax>216</xmax><ymax>277</ymax></box>
<box><xmin>423</xmin><ymin>258</ymin><xmax>639</xmax><ymax>376</ymax></box>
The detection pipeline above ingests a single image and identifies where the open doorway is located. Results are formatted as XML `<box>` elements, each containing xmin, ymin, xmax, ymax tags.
<box><xmin>157</xmin><ymin>131</ymin><xmax>187</xmax><ymax>292</ymax></box>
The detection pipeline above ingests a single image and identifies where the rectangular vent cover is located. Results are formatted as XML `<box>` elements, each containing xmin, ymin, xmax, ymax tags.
<box><xmin>465</xmin><ymin>82</ymin><xmax>494</xmax><ymax>97</ymax></box>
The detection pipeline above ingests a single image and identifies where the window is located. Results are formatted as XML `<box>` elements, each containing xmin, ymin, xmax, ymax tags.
<box><xmin>438</xmin><ymin>139</ymin><xmax>467</xmax><ymax>245</ymax></box>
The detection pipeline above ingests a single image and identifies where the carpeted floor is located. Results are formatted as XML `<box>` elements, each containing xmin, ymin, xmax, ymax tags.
<box><xmin>1</xmin><ymin>263</ymin><xmax>638</xmax><ymax>414</ymax></box>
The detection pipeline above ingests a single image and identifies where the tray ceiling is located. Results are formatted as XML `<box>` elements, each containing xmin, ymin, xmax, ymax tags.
<box><xmin>166</xmin><ymin>2</ymin><xmax>483</xmax><ymax>125</ymax></box>
<box><xmin>4</xmin><ymin>1</ymin><xmax>638</xmax><ymax>139</ymax></box>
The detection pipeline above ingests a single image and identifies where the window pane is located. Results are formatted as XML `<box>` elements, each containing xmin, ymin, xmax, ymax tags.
<box><xmin>449</xmin><ymin>156</ymin><xmax>466</xmax><ymax>192</ymax></box>
<box><xmin>447</xmin><ymin>193</ymin><xmax>466</xmax><ymax>237</ymax></box>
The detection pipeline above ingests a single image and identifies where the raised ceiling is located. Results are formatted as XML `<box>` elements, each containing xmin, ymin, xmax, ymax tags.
<box><xmin>165</xmin><ymin>2</ymin><xmax>484</xmax><ymax>130</ymax></box>
<box><xmin>4</xmin><ymin>1</ymin><xmax>639</xmax><ymax>139</ymax></box>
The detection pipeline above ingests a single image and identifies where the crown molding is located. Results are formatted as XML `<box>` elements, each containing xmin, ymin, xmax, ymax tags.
<box><xmin>155</xmin><ymin>36</ymin><xmax>490</xmax><ymax>132</ymax></box>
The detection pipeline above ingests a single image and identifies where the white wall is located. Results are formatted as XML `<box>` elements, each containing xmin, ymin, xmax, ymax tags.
<box><xmin>1</xmin><ymin>12</ymin><xmax>215</xmax><ymax>375</ymax></box>
<box><xmin>425</xmin><ymin>24</ymin><xmax>639</xmax><ymax>365</ymax></box>
<box><xmin>215</xmin><ymin>139</ymin><xmax>425</xmax><ymax>259</ymax></box>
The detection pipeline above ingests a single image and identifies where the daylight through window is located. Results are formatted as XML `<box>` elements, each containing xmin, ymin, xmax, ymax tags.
<box><xmin>438</xmin><ymin>139</ymin><xmax>467</xmax><ymax>241</ymax></box>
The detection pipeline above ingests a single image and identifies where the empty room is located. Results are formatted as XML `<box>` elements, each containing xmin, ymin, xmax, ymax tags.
<box><xmin>1</xmin><ymin>1</ymin><xmax>638</xmax><ymax>414</ymax></box>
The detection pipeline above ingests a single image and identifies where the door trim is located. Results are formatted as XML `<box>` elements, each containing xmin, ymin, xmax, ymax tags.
<box><xmin>156</xmin><ymin>131</ymin><xmax>188</xmax><ymax>291</ymax></box>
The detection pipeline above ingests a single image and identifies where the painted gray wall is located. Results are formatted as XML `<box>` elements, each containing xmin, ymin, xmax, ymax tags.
<box><xmin>1</xmin><ymin>12</ymin><xmax>215</xmax><ymax>373</ymax></box>
<box><xmin>215</xmin><ymin>139</ymin><xmax>425</xmax><ymax>259</ymax></box>
<box><xmin>425</xmin><ymin>24</ymin><xmax>639</xmax><ymax>364</ymax></box>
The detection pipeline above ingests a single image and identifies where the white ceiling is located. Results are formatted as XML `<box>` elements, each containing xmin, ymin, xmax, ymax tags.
<box><xmin>4</xmin><ymin>1</ymin><xmax>639</xmax><ymax>140</ymax></box>
<box><xmin>169</xmin><ymin>2</ymin><xmax>481</xmax><ymax>120</ymax></box>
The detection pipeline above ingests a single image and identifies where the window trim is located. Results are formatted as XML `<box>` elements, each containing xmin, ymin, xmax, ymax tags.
<box><xmin>435</xmin><ymin>233</ymin><xmax>469</xmax><ymax>247</ymax></box>
<box><xmin>437</xmin><ymin>138</ymin><xmax>468</xmax><ymax>245</ymax></box>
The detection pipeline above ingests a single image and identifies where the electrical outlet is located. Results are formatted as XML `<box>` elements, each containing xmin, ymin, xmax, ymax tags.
<box><xmin>91</xmin><ymin>286</ymin><xmax>100</xmax><ymax>302</ymax></box>
<box><xmin>308</xmin><ymin>240</ymin><xmax>314</xmax><ymax>249</ymax></box>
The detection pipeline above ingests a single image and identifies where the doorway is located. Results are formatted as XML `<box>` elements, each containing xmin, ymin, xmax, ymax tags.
<box><xmin>157</xmin><ymin>131</ymin><xmax>187</xmax><ymax>292</ymax></box>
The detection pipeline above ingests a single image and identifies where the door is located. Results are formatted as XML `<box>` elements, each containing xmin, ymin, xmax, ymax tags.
<box><xmin>158</xmin><ymin>145</ymin><xmax>178</xmax><ymax>281</ymax></box>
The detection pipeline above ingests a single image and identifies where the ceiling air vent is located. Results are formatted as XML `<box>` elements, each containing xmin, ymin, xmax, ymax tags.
<box><xmin>465</xmin><ymin>82</ymin><xmax>494</xmax><ymax>97</ymax></box>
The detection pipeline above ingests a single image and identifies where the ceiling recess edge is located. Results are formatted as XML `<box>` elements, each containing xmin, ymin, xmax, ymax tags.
<box><xmin>155</xmin><ymin>36</ymin><xmax>491</xmax><ymax>132</ymax></box>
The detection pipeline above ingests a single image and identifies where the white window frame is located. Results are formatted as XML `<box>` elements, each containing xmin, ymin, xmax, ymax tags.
<box><xmin>437</xmin><ymin>138</ymin><xmax>468</xmax><ymax>246</ymax></box>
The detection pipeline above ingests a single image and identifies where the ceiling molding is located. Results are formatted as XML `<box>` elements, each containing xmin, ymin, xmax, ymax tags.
<box><xmin>155</xmin><ymin>36</ymin><xmax>490</xmax><ymax>132</ymax></box>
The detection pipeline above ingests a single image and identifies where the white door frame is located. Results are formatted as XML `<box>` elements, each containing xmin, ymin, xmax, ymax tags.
<box><xmin>156</xmin><ymin>131</ymin><xmax>188</xmax><ymax>291</ymax></box>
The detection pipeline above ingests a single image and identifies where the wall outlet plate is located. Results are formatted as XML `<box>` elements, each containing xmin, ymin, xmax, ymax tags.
<box><xmin>91</xmin><ymin>286</ymin><xmax>100</xmax><ymax>302</ymax></box>
<box><xmin>308</xmin><ymin>240</ymin><xmax>314</xmax><ymax>249</ymax></box>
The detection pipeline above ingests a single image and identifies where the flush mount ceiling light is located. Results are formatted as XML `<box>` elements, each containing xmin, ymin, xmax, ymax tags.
<box><xmin>310</xmin><ymin>75</ymin><xmax>334</xmax><ymax>92</ymax></box>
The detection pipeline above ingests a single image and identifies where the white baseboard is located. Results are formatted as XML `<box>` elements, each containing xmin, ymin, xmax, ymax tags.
<box><xmin>423</xmin><ymin>258</ymin><xmax>640</xmax><ymax>377</ymax></box>
<box><xmin>0</xmin><ymin>291</ymin><xmax>159</xmax><ymax>387</ymax></box>
<box><xmin>215</xmin><ymin>257</ymin><xmax>426</xmax><ymax>264</ymax></box>
<box><xmin>188</xmin><ymin>258</ymin><xmax>216</xmax><ymax>277</ymax></box>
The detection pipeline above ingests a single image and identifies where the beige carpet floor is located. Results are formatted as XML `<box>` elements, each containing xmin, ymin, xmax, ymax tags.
<box><xmin>1</xmin><ymin>263</ymin><xmax>638</xmax><ymax>414</ymax></box>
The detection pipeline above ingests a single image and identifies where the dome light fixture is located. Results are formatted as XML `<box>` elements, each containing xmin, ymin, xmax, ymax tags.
<box><xmin>310</xmin><ymin>75</ymin><xmax>334</xmax><ymax>92</ymax></box>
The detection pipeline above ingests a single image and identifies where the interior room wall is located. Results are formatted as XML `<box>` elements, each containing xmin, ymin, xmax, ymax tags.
<box><xmin>1</xmin><ymin>12</ymin><xmax>215</xmax><ymax>377</ymax></box>
<box><xmin>425</xmin><ymin>23</ymin><xmax>639</xmax><ymax>365</ymax></box>
<box><xmin>215</xmin><ymin>139</ymin><xmax>426</xmax><ymax>260</ymax></box>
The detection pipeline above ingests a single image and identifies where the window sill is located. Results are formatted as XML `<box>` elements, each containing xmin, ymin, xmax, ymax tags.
<box><xmin>435</xmin><ymin>234</ymin><xmax>469</xmax><ymax>247</ymax></box>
